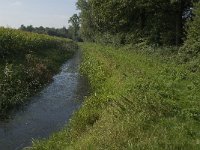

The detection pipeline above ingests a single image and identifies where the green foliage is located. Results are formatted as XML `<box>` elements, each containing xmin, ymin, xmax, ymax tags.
<box><xmin>20</xmin><ymin>25</ymin><xmax>70</xmax><ymax>39</ymax></box>
<box><xmin>68</xmin><ymin>14</ymin><xmax>81</xmax><ymax>41</ymax></box>
<box><xmin>0</xmin><ymin>27</ymin><xmax>73</xmax><ymax>59</ymax></box>
<box><xmin>31</xmin><ymin>43</ymin><xmax>200</xmax><ymax>150</ymax></box>
<box><xmin>77</xmin><ymin>0</ymin><xmax>95</xmax><ymax>42</ymax></box>
<box><xmin>77</xmin><ymin>0</ymin><xmax>193</xmax><ymax>46</ymax></box>
<box><xmin>0</xmin><ymin>28</ymin><xmax>77</xmax><ymax>118</ymax></box>
<box><xmin>0</xmin><ymin>56</ymin><xmax>49</xmax><ymax>115</ymax></box>
<box><xmin>179</xmin><ymin>2</ymin><xmax>200</xmax><ymax>61</ymax></box>
<box><xmin>94</xmin><ymin>32</ymin><xmax>125</xmax><ymax>46</ymax></box>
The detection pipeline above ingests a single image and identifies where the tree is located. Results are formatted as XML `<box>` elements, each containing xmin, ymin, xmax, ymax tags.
<box><xmin>68</xmin><ymin>14</ymin><xmax>80</xmax><ymax>41</ymax></box>
<box><xmin>19</xmin><ymin>25</ymin><xmax>69</xmax><ymax>39</ymax></box>
<box><xmin>77</xmin><ymin>0</ymin><xmax>95</xmax><ymax>41</ymax></box>
<box><xmin>20</xmin><ymin>25</ymin><xmax>26</xmax><ymax>30</ymax></box>
<box><xmin>170</xmin><ymin>0</ymin><xmax>193</xmax><ymax>45</ymax></box>
<box><xmin>180</xmin><ymin>1</ymin><xmax>200</xmax><ymax>60</ymax></box>
<box><xmin>77</xmin><ymin>0</ymin><xmax>194</xmax><ymax>46</ymax></box>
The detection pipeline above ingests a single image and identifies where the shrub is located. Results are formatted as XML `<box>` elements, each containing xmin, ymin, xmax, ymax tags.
<box><xmin>179</xmin><ymin>2</ymin><xmax>200</xmax><ymax>61</ymax></box>
<box><xmin>0</xmin><ymin>27</ymin><xmax>73</xmax><ymax>59</ymax></box>
<box><xmin>0</xmin><ymin>27</ymin><xmax>77</xmax><ymax>118</ymax></box>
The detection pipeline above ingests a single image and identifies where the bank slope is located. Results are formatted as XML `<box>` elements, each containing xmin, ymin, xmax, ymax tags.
<box><xmin>32</xmin><ymin>43</ymin><xmax>200</xmax><ymax>150</ymax></box>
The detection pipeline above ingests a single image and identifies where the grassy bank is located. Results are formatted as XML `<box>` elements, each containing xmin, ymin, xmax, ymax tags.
<box><xmin>0</xmin><ymin>28</ymin><xmax>77</xmax><ymax>118</ymax></box>
<box><xmin>31</xmin><ymin>43</ymin><xmax>200</xmax><ymax>149</ymax></box>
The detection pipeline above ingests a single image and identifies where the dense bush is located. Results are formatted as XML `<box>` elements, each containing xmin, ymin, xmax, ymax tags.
<box><xmin>0</xmin><ymin>28</ymin><xmax>77</xmax><ymax>118</ymax></box>
<box><xmin>0</xmin><ymin>56</ymin><xmax>50</xmax><ymax>115</ymax></box>
<box><xmin>0</xmin><ymin>27</ymin><xmax>73</xmax><ymax>59</ymax></box>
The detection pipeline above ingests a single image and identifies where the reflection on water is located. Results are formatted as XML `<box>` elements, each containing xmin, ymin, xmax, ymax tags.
<box><xmin>0</xmin><ymin>50</ymin><xmax>89</xmax><ymax>150</ymax></box>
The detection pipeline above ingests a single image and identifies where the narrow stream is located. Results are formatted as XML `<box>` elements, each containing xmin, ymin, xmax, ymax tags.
<box><xmin>0</xmin><ymin>50</ymin><xmax>89</xmax><ymax>150</ymax></box>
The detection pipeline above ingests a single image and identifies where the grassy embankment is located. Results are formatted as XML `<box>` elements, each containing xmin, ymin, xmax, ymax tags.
<box><xmin>0</xmin><ymin>27</ymin><xmax>77</xmax><ymax>118</ymax></box>
<box><xmin>31</xmin><ymin>42</ymin><xmax>200</xmax><ymax>150</ymax></box>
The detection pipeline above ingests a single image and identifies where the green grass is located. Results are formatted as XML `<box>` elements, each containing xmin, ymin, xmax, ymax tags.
<box><xmin>30</xmin><ymin>43</ymin><xmax>200</xmax><ymax>150</ymax></box>
<box><xmin>0</xmin><ymin>28</ymin><xmax>77</xmax><ymax>118</ymax></box>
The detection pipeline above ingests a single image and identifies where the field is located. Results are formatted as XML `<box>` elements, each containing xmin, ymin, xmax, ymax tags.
<box><xmin>0</xmin><ymin>27</ymin><xmax>77</xmax><ymax>118</ymax></box>
<box><xmin>31</xmin><ymin>43</ymin><xmax>200</xmax><ymax>149</ymax></box>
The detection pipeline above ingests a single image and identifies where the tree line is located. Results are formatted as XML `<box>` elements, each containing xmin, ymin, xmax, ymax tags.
<box><xmin>19</xmin><ymin>25</ymin><xmax>81</xmax><ymax>41</ymax></box>
<box><xmin>75</xmin><ymin>0</ymin><xmax>199</xmax><ymax>47</ymax></box>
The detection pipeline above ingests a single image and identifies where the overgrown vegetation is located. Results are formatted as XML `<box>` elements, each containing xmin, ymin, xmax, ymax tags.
<box><xmin>0</xmin><ymin>27</ymin><xmax>77</xmax><ymax>118</ymax></box>
<box><xmin>30</xmin><ymin>43</ymin><xmax>200</xmax><ymax>149</ymax></box>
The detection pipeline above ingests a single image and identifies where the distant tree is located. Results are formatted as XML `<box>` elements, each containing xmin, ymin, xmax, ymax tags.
<box><xmin>19</xmin><ymin>25</ymin><xmax>70</xmax><ymax>39</ymax></box>
<box><xmin>26</xmin><ymin>25</ymin><xmax>34</xmax><ymax>32</ymax></box>
<box><xmin>20</xmin><ymin>25</ymin><xmax>26</xmax><ymax>30</ymax></box>
<box><xmin>37</xmin><ymin>26</ymin><xmax>46</xmax><ymax>34</ymax></box>
<box><xmin>68</xmin><ymin>14</ymin><xmax>80</xmax><ymax>41</ymax></box>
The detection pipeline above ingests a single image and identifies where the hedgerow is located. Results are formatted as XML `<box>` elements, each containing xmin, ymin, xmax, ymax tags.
<box><xmin>0</xmin><ymin>28</ymin><xmax>77</xmax><ymax>118</ymax></box>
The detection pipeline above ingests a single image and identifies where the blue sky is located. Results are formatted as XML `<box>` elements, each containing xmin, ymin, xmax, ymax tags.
<box><xmin>0</xmin><ymin>0</ymin><xmax>78</xmax><ymax>28</ymax></box>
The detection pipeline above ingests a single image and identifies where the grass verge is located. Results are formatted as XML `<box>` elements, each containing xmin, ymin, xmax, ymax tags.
<box><xmin>30</xmin><ymin>43</ymin><xmax>200</xmax><ymax>150</ymax></box>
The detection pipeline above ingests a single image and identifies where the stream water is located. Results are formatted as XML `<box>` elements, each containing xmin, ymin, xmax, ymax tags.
<box><xmin>0</xmin><ymin>51</ymin><xmax>89</xmax><ymax>150</ymax></box>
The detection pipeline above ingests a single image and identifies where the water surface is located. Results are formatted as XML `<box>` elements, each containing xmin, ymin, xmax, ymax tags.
<box><xmin>0</xmin><ymin>51</ymin><xmax>88</xmax><ymax>150</ymax></box>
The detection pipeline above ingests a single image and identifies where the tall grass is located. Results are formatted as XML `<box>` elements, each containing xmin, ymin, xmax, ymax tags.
<box><xmin>0</xmin><ymin>28</ymin><xmax>77</xmax><ymax>118</ymax></box>
<box><xmin>31</xmin><ymin>43</ymin><xmax>200</xmax><ymax>150</ymax></box>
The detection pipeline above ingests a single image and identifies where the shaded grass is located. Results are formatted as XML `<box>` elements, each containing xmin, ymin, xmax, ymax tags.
<box><xmin>30</xmin><ymin>43</ymin><xmax>200</xmax><ymax>150</ymax></box>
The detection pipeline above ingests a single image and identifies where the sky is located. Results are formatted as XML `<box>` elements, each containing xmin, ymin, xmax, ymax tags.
<box><xmin>0</xmin><ymin>0</ymin><xmax>78</xmax><ymax>28</ymax></box>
